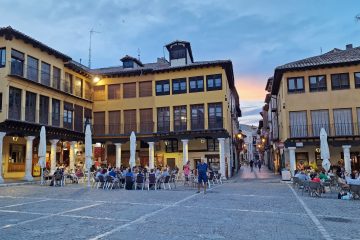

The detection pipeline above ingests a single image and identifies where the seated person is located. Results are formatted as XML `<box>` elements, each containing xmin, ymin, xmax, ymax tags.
<box><xmin>345</xmin><ymin>173</ymin><xmax>360</xmax><ymax>185</ymax></box>
<box><xmin>161</xmin><ymin>168</ymin><xmax>170</xmax><ymax>178</ymax></box>
<box><xmin>125</xmin><ymin>168</ymin><xmax>135</xmax><ymax>190</ymax></box>
<box><xmin>296</xmin><ymin>171</ymin><xmax>309</xmax><ymax>181</ymax></box>
<box><xmin>95</xmin><ymin>168</ymin><xmax>104</xmax><ymax>179</ymax></box>
<box><xmin>319</xmin><ymin>171</ymin><xmax>329</xmax><ymax>181</ymax></box>
<box><xmin>310</xmin><ymin>173</ymin><xmax>321</xmax><ymax>183</ymax></box>
<box><xmin>108</xmin><ymin>168</ymin><xmax>116</xmax><ymax>178</ymax></box>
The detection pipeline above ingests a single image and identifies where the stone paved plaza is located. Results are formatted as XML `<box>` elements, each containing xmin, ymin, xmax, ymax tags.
<box><xmin>0</xmin><ymin>168</ymin><xmax>359</xmax><ymax>240</ymax></box>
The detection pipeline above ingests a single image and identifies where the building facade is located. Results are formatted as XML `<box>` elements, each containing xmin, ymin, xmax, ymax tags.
<box><xmin>0</xmin><ymin>27</ymin><xmax>241</xmax><ymax>182</ymax></box>
<box><xmin>269</xmin><ymin>44</ymin><xmax>360</xmax><ymax>176</ymax></box>
<box><xmin>91</xmin><ymin>40</ymin><xmax>241</xmax><ymax>178</ymax></box>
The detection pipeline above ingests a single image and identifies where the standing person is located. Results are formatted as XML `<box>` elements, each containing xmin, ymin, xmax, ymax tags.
<box><xmin>249</xmin><ymin>159</ymin><xmax>254</xmax><ymax>172</ymax></box>
<box><xmin>197</xmin><ymin>158</ymin><xmax>208</xmax><ymax>194</ymax></box>
<box><xmin>257</xmin><ymin>160</ymin><xmax>262</xmax><ymax>172</ymax></box>
<box><xmin>183</xmin><ymin>160</ymin><xmax>190</xmax><ymax>181</ymax></box>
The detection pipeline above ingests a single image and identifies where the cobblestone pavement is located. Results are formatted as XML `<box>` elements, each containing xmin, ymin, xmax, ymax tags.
<box><xmin>0</xmin><ymin>167</ymin><xmax>358</xmax><ymax>240</ymax></box>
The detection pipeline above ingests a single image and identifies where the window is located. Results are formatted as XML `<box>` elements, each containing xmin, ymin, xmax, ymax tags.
<box><xmin>84</xmin><ymin>81</ymin><xmax>92</xmax><ymax>100</ymax></box>
<box><xmin>41</xmin><ymin>62</ymin><xmax>51</xmax><ymax>86</ymax></box>
<box><xmin>172</xmin><ymin>78</ymin><xmax>187</xmax><ymax>94</ymax></box>
<box><xmin>169</xmin><ymin>45</ymin><xmax>186</xmax><ymax>60</ymax></box>
<box><xmin>108</xmin><ymin>84</ymin><xmax>121</xmax><ymax>99</ymax></box>
<box><xmin>139</xmin><ymin>81</ymin><xmax>152</xmax><ymax>97</ymax></box>
<box><xmin>157</xmin><ymin>107</ymin><xmax>170</xmax><ymax>132</ymax></box>
<box><xmin>309</xmin><ymin>75</ymin><xmax>327</xmax><ymax>92</ymax></box>
<box><xmin>310</xmin><ymin>110</ymin><xmax>329</xmax><ymax>137</ymax></box>
<box><xmin>52</xmin><ymin>67</ymin><xmax>61</xmax><ymax>90</ymax></box>
<box><xmin>25</xmin><ymin>92</ymin><xmax>36</xmax><ymax>122</ymax></box>
<box><xmin>123</xmin><ymin>60</ymin><xmax>134</xmax><ymax>68</ymax></box>
<box><xmin>289</xmin><ymin>111</ymin><xmax>307</xmax><ymax>137</ymax></box>
<box><xmin>74</xmin><ymin>105</ymin><xmax>83</xmax><ymax>132</ymax></box>
<box><xmin>123</xmin><ymin>83</ymin><xmax>136</xmax><ymax>98</ymax></box>
<box><xmin>191</xmin><ymin>104</ymin><xmax>204</xmax><ymax>130</ymax></box>
<box><xmin>27</xmin><ymin>56</ymin><xmax>38</xmax><ymax>82</ymax></box>
<box><xmin>84</xmin><ymin>108</ymin><xmax>92</xmax><ymax>124</ymax></box>
<box><xmin>10</xmin><ymin>49</ymin><xmax>24</xmax><ymax>76</ymax></box>
<box><xmin>0</xmin><ymin>92</ymin><xmax>2</xmax><ymax>112</ymax></box>
<box><xmin>64</xmin><ymin>73</ymin><xmax>73</xmax><ymax>94</ymax></box>
<box><xmin>333</xmin><ymin>108</ymin><xmax>353</xmax><ymax>136</ymax></box>
<box><xmin>93</xmin><ymin>85</ymin><xmax>105</xmax><ymax>101</ymax></box>
<box><xmin>52</xmin><ymin>99</ymin><xmax>60</xmax><ymax>127</ymax></box>
<box><xmin>208</xmin><ymin>103</ymin><xmax>223</xmax><ymax>129</ymax></box>
<box><xmin>8</xmin><ymin>87</ymin><xmax>21</xmax><ymax>120</ymax></box>
<box><xmin>354</xmin><ymin>73</ymin><xmax>360</xmax><ymax>88</ymax></box>
<box><xmin>189</xmin><ymin>76</ymin><xmax>204</xmax><ymax>93</ymax></box>
<box><xmin>174</xmin><ymin>105</ymin><xmax>187</xmax><ymax>131</ymax></box>
<box><xmin>206</xmin><ymin>74</ymin><xmax>222</xmax><ymax>91</ymax></box>
<box><xmin>207</xmin><ymin>139</ymin><xmax>219</xmax><ymax>152</ymax></box>
<box><xmin>39</xmin><ymin>95</ymin><xmax>49</xmax><ymax>125</ymax></box>
<box><xmin>331</xmin><ymin>73</ymin><xmax>350</xmax><ymax>90</ymax></box>
<box><xmin>63</xmin><ymin>102</ymin><xmax>73</xmax><ymax>130</ymax></box>
<box><xmin>93</xmin><ymin>112</ymin><xmax>105</xmax><ymax>135</ymax></box>
<box><xmin>108</xmin><ymin>110</ymin><xmax>121</xmax><ymax>135</ymax></box>
<box><xmin>124</xmin><ymin>110</ymin><xmax>136</xmax><ymax>134</ymax></box>
<box><xmin>287</xmin><ymin>77</ymin><xmax>304</xmax><ymax>93</ymax></box>
<box><xmin>140</xmin><ymin>109</ymin><xmax>153</xmax><ymax>133</ymax></box>
<box><xmin>0</xmin><ymin>48</ymin><xmax>5</xmax><ymax>68</ymax></box>
<box><xmin>74</xmin><ymin>77</ymin><xmax>83</xmax><ymax>97</ymax></box>
<box><xmin>165</xmin><ymin>140</ymin><xmax>178</xmax><ymax>153</ymax></box>
<box><xmin>156</xmin><ymin>80</ymin><xmax>170</xmax><ymax>96</ymax></box>
<box><xmin>296</xmin><ymin>153</ymin><xmax>309</xmax><ymax>166</ymax></box>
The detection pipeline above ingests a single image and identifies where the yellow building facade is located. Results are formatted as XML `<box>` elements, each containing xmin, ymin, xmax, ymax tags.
<box><xmin>0</xmin><ymin>27</ymin><xmax>241</xmax><ymax>182</ymax></box>
<box><xmin>269</xmin><ymin>45</ymin><xmax>360</xmax><ymax>175</ymax></box>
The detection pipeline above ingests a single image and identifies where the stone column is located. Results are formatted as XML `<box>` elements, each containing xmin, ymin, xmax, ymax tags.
<box><xmin>50</xmin><ymin>139</ymin><xmax>59</xmax><ymax>174</ymax></box>
<box><xmin>218</xmin><ymin>138</ymin><xmax>226</xmax><ymax>177</ymax></box>
<box><xmin>342</xmin><ymin>145</ymin><xmax>351</xmax><ymax>174</ymax></box>
<box><xmin>225</xmin><ymin>138</ymin><xmax>232</xmax><ymax>178</ymax></box>
<box><xmin>115</xmin><ymin>143</ymin><xmax>122</xmax><ymax>168</ymax></box>
<box><xmin>69</xmin><ymin>141</ymin><xmax>76</xmax><ymax>171</ymax></box>
<box><xmin>181</xmin><ymin>139</ymin><xmax>189</xmax><ymax>166</ymax></box>
<box><xmin>0</xmin><ymin>132</ymin><xmax>6</xmax><ymax>184</ymax></box>
<box><xmin>288</xmin><ymin>147</ymin><xmax>296</xmax><ymax>177</ymax></box>
<box><xmin>24</xmin><ymin>136</ymin><xmax>35</xmax><ymax>181</ymax></box>
<box><xmin>148</xmin><ymin>142</ymin><xmax>155</xmax><ymax>169</ymax></box>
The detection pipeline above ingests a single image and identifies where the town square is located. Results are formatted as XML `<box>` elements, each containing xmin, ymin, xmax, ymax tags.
<box><xmin>0</xmin><ymin>0</ymin><xmax>359</xmax><ymax>239</ymax></box>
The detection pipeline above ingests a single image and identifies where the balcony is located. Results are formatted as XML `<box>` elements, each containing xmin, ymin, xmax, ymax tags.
<box><xmin>93</xmin><ymin>118</ymin><xmax>225</xmax><ymax>137</ymax></box>
<box><xmin>289</xmin><ymin>123</ymin><xmax>359</xmax><ymax>138</ymax></box>
<box><xmin>5</xmin><ymin>105</ymin><xmax>82</xmax><ymax>132</ymax></box>
<box><xmin>8</xmin><ymin>61</ymin><xmax>92</xmax><ymax>101</ymax></box>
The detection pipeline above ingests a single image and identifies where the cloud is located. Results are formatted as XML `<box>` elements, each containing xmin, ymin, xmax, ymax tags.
<box><xmin>1</xmin><ymin>0</ymin><xmax>360</xmax><ymax>105</ymax></box>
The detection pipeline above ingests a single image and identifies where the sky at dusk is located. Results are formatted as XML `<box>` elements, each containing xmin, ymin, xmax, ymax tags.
<box><xmin>1</xmin><ymin>0</ymin><xmax>360</xmax><ymax>125</ymax></box>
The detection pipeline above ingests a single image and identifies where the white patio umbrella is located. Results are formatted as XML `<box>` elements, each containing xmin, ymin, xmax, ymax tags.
<box><xmin>129</xmin><ymin>131</ymin><xmax>136</xmax><ymax>168</ymax></box>
<box><xmin>85</xmin><ymin>124</ymin><xmax>93</xmax><ymax>187</ymax></box>
<box><xmin>38</xmin><ymin>126</ymin><xmax>46</xmax><ymax>185</ymax></box>
<box><xmin>320</xmin><ymin>128</ymin><xmax>331</xmax><ymax>172</ymax></box>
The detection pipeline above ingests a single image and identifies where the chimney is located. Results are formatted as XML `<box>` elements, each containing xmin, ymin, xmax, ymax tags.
<box><xmin>346</xmin><ymin>44</ymin><xmax>353</xmax><ymax>50</ymax></box>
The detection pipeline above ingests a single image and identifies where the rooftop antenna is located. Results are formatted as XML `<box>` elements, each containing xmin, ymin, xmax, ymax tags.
<box><xmin>137</xmin><ymin>48</ymin><xmax>141</xmax><ymax>61</ymax></box>
<box><xmin>88</xmin><ymin>27</ymin><xmax>100</xmax><ymax>68</ymax></box>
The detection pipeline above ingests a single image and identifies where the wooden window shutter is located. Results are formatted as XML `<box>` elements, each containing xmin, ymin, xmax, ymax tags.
<box><xmin>74</xmin><ymin>105</ymin><xmax>83</xmax><ymax>132</ymax></box>
<box><xmin>139</xmin><ymin>81</ymin><xmax>152</xmax><ymax>97</ymax></box>
<box><xmin>108</xmin><ymin>84</ymin><xmax>121</xmax><ymax>99</ymax></box>
<box><xmin>93</xmin><ymin>111</ymin><xmax>105</xmax><ymax>135</ymax></box>
<box><xmin>109</xmin><ymin>110</ymin><xmax>121</xmax><ymax>134</ymax></box>
<box><xmin>123</xmin><ymin>83</ymin><xmax>136</xmax><ymax>98</ymax></box>
<box><xmin>93</xmin><ymin>85</ymin><xmax>105</xmax><ymax>101</ymax></box>
<box><xmin>124</xmin><ymin>109</ymin><xmax>137</xmax><ymax>133</ymax></box>
<box><xmin>140</xmin><ymin>108</ymin><xmax>153</xmax><ymax>133</ymax></box>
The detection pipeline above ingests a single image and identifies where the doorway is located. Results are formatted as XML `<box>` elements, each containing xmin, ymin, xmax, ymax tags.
<box><xmin>166</xmin><ymin>158</ymin><xmax>176</xmax><ymax>169</ymax></box>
